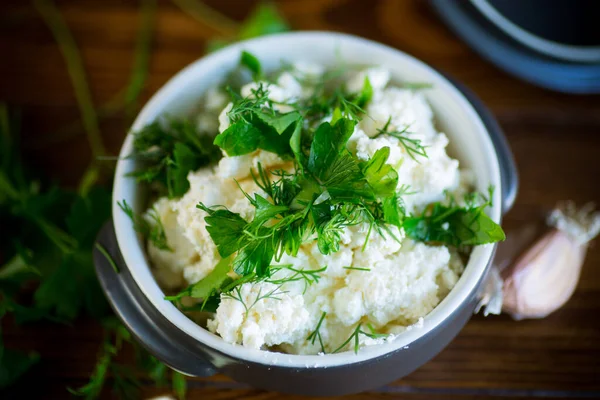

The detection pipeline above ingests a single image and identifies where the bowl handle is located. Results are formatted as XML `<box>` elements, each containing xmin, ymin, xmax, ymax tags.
<box><xmin>94</xmin><ymin>221</ymin><xmax>217</xmax><ymax>377</ymax></box>
<box><xmin>449</xmin><ymin>78</ymin><xmax>519</xmax><ymax>214</ymax></box>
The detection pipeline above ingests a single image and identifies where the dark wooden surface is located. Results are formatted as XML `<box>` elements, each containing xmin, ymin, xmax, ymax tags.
<box><xmin>2</xmin><ymin>0</ymin><xmax>600</xmax><ymax>399</ymax></box>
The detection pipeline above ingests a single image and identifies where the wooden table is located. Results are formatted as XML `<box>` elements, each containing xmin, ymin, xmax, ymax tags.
<box><xmin>2</xmin><ymin>0</ymin><xmax>599</xmax><ymax>399</ymax></box>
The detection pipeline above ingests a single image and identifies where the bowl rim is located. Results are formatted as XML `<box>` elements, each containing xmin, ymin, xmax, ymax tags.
<box><xmin>112</xmin><ymin>31</ymin><xmax>502</xmax><ymax>368</ymax></box>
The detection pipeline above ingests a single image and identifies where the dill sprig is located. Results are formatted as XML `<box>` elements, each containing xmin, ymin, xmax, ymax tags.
<box><xmin>118</xmin><ymin>200</ymin><xmax>171</xmax><ymax>251</ymax></box>
<box><xmin>267</xmin><ymin>265</ymin><xmax>327</xmax><ymax>294</ymax></box>
<box><xmin>222</xmin><ymin>283</ymin><xmax>288</xmax><ymax>317</ymax></box>
<box><xmin>306</xmin><ymin>311</ymin><xmax>327</xmax><ymax>354</ymax></box>
<box><xmin>372</xmin><ymin>117</ymin><xmax>428</xmax><ymax>162</ymax></box>
<box><xmin>333</xmin><ymin>323</ymin><xmax>388</xmax><ymax>354</ymax></box>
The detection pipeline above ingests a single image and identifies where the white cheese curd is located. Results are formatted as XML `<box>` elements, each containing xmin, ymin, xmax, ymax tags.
<box><xmin>144</xmin><ymin>64</ymin><xmax>470</xmax><ymax>354</ymax></box>
<box><xmin>207</xmin><ymin>281</ymin><xmax>311</xmax><ymax>350</ymax></box>
<box><xmin>346</xmin><ymin>67</ymin><xmax>391</xmax><ymax>94</ymax></box>
<box><xmin>197</xmin><ymin>87</ymin><xmax>229</xmax><ymax>133</ymax></box>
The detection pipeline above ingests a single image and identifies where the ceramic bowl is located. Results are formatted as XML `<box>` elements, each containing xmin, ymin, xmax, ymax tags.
<box><xmin>96</xmin><ymin>32</ymin><xmax>518</xmax><ymax>396</ymax></box>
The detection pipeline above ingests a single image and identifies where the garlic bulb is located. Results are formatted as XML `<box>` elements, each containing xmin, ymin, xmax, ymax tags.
<box><xmin>501</xmin><ymin>202</ymin><xmax>600</xmax><ymax>320</ymax></box>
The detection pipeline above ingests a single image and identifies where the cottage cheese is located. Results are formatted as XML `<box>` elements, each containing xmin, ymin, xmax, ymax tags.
<box><xmin>145</xmin><ymin>64</ymin><xmax>467</xmax><ymax>354</ymax></box>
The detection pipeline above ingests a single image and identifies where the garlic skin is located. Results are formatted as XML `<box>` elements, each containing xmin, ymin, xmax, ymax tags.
<box><xmin>501</xmin><ymin>202</ymin><xmax>600</xmax><ymax>320</ymax></box>
<box><xmin>475</xmin><ymin>265</ymin><xmax>503</xmax><ymax>316</ymax></box>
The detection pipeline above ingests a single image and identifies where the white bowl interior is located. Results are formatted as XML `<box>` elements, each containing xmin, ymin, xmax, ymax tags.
<box><xmin>113</xmin><ymin>32</ymin><xmax>501</xmax><ymax>368</ymax></box>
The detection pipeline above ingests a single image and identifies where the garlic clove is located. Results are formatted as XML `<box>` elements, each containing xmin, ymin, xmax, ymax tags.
<box><xmin>501</xmin><ymin>229</ymin><xmax>587</xmax><ymax>320</ymax></box>
<box><xmin>477</xmin><ymin>202</ymin><xmax>599</xmax><ymax>320</ymax></box>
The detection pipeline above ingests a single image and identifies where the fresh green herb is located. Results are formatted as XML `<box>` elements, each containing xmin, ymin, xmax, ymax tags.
<box><xmin>404</xmin><ymin>187</ymin><xmax>505</xmax><ymax>247</ymax></box>
<box><xmin>172</xmin><ymin>0</ymin><xmax>238</xmax><ymax>38</ymax></box>
<box><xmin>123</xmin><ymin>0</ymin><xmax>156</xmax><ymax>116</ymax></box>
<box><xmin>165</xmin><ymin>256</ymin><xmax>232</xmax><ymax>304</ymax></box>
<box><xmin>203</xmin><ymin>2</ymin><xmax>289</xmax><ymax>53</ymax></box>
<box><xmin>267</xmin><ymin>265</ymin><xmax>327</xmax><ymax>293</ymax></box>
<box><xmin>238</xmin><ymin>2</ymin><xmax>289</xmax><ymax>39</ymax></box>
<box><xmin>222</xmin><ymin>283</ymin><xmax>287</xmax><ymax>318</ymax></box>
<box><xmin>343</xmin><ymin>266</ymin><xmax>371</xmax><ymax>272</ymax></box>
<box><xmin>128</xmin><ymin>117</ymin><xmax>221</xmax><ymax>198</ymax></box>
<box><xmin>373</xmin><ymin>117</ymin><xmax>428</xmax><ymax>161</ymax></box>
<box><xmin>68</xmin><ymin>320</ymin><xmax>132</xmax><ymax>399</ymax></box>
<box><xmin>0</xmin><ymin>302</ymin><xmax>41</xmax><ymax>389</ymax></box>
<box><xmin>172</xmin><ymin>371</ymin><xmax>187</xmax><ymax>400</ymax></box>
<box><xmin>118</xmin><ymin>200</ymin><xmax>171</xmax><ymax>251</ymax></box>
<box><xmin>214</xmin><ymin>82</ymin><xmax>302</xmax><ymax>158</ymax></box>
<box><xmin>333</xmin><ymin>323</ymin><xmax>388</xmax><ymax>354</ymax></box>
<box><xmin>355</xmin><ymin>76</ymin><xmax>373</xmax><ymax>108</ymax></box>
<box><xmin>0</xmin><ymin>251</ymin><xmax>41</xmax><ymax>280</ymax></box>
<box><xmin>69</xmin><ymin>317</ymin><xmax>181</xmax><ymax>400</ymax></box>
<box><xmin>240</xmin><ymin>50</ymin><xmax>262</xmax><ymax>80</ymax></box>
<box><xmin>0</xmin><ymin>346</ymin><xmax>40</xmax><ymax>390</ymax></box>
<box><xmin>33</xmin><ymin>0</ymin><xmax>156</xmax><ymax>150</ymax></box>
<box><xmin>33</xmin><ymin>0</ymin><xmax>105</xmax><ymax>160</ymax></box>
<box><xmin>95</xmin><ymin>243</ymin><xmax>120</xmax><ymax>273</ymax></box>
<box><xmin>306</xmin><ymin>311</ymin><xmax>327</xmax><ymax>353</ymax></box>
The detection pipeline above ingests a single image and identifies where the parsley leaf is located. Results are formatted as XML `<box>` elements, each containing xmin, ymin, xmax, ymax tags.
<box><xmin>238</xmin><ymin>3</ymin><xmax>289</xmax><ymax>39</ymax></box>
<box><xmin>355</xmin><ymin>76</ymin><xmax>373</xmax><ymax>108</ymax></box>
<box><xmin>166</xmin><ymin>256</ymin><xmax>233</xmax><ymax>303</ymax></box>
<box><xmin>205</xmin><ymin>2</ymin><xmax>289</xmax><ymax>53</ymax></box>
<box><xmin>382</xmin><ymin>191</ymin><xmax>406</xmax><ymax>227</ymax></box>
<box><xmin>0</xmin><ymin>347</ymin><xmax>40</xmax><ymax>389</ymax></box>
<box><xmin>213</xmin><ymin>120</ymin><xmax>264</xmax><ymax>156</ymax></box>
<box><xmin>233</xmin><ymin>237</ymin><xmax>275</xmax><ymax>277</ymax></box>
<box><xmin>214</xmin><ymin>88</ymin><xmax>301</xmax><ymax>158</ymax></box>
<box><xmin>196</xmin><ymin>203</ymin><xmax>248</xmax><ymax>258</ymax></box>
<box><xmin>240</xmin><ymin>50</ymin><xmax>262</xmax><ymax>80</ymax></box>
<box><xmin>361</xmin><ymin>147</ymin><xmax>398</xmax><ymax>198</ymax></box>
<box><xmin>254</xmin><ymin>110</ymin><xmax>301</xmax><ymax>135</ymax></box>
<box><xmin>308</xmin><ymin>118</ymin><xmax>357</xmax><ymax>180</ymax></box>
<box><xmin>404</xmin><ymin>188</ymin><xmax>505</xmax><ymax>246</ymax></box>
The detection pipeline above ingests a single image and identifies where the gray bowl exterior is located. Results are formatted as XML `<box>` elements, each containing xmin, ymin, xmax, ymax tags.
<box><xmin>94</xmin><ymin>74</ymin><xmax>518</xmax><ymax>396</ymax></box>
<box><xmin>95</xmin><ymin>221</ymin><xmax>494</xmax><ymax>396</ymax></box>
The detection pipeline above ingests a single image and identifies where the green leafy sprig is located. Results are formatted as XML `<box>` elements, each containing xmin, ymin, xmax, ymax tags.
<box><xmin>372</xmin><ymin>117</ymin><xmax>428</xmax><ymax>162</ymax></box>
<box><xmin>118</xmin><ymin>200</ymin><xmax>171</xmax><ymax>251</ymax></box>
<box><xmin>404</xmin><ymin>187</ymin><xmax>506</xmax><ymax>247</ymax></box>
<box><xmin>332</xmin><ymin>323</ymin><xmax>388</xmax><ymax>354</ymax></box>
<box><xmin>306</xmin><ymin>311</ymin><xmax>327</xmax><ymax>354</ymax></box>
<box><xmin>127</xmin><ymin>117</ymin><xmax>222</xmax><ymax>198</ymax></box>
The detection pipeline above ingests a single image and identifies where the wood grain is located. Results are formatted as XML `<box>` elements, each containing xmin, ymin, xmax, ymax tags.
<box><xmin>1</xmin><ymin>0</ymin><xmax>600</xmax><ymax>399</ymax></box>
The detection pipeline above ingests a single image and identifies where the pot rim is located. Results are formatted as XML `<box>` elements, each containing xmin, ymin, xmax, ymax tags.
<box><xmin>112</xmin><ymin>31</ymin><xmax>502</xmax><ymax>368</ymax></box>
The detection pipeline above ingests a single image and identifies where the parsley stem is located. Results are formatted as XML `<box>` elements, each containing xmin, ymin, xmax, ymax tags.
<box><xmin>33</xmin><ymin>0</ymin><xmax>106</xmax><ymax>159</ymax></box>
<box><xmin>124</xmin><ymin>0</ymin><xmax>156</xmax><ymax>116</ymax></box>
<box><xmin>171</xmin><ymin>0</ymin><xmax>239</xmax><ymax>37</ymax></box>
<box><xmin>29</xmin><ymin>0</ymin><xmax>156</xmax><ymax>150</ymax></box>
<box><xmin>95</xmin><ymin>243</ymin><xmax>120</xmax><ymax>273</ymax></box>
